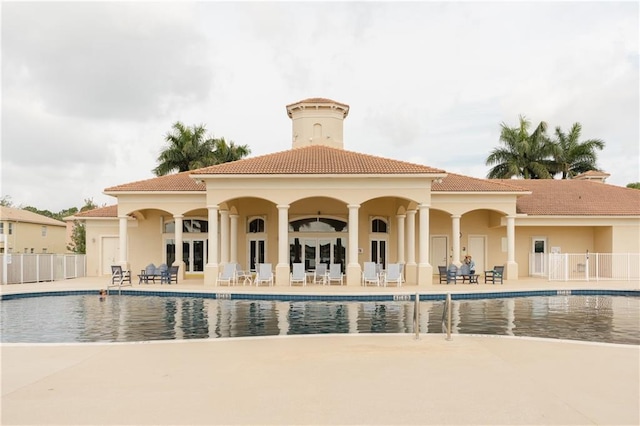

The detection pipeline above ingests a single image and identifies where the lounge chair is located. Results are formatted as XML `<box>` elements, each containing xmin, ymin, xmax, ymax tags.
<box><xmin>255</xmin><ymin>263</ymin><xmax>274</xmax><ymax>286</ymax></box>
<box><xmin>290</xmin><ymin>263</ymin><xmax>306</xmax><ymax>286</ymax></box>
<box><xmin>327</xmin><ymin>263</ymin><xmax>344</xmax><ymax>285</ymax></box>
<box><xmin>384</xmin><ymin>263</ymin><xmax>402</xmax><ymax>287</ymax></box>
<box><xmin>485</xmin><ymin>266</ymin><xmax>504</xmax><ymax>284</ymax></box>
<box><xmin>217</xmin><ymin>263</ymin><xmax>237</xmax><ymax>286</ymax></box>
<box><xmin>362</xmin><ymin>261</ymin><xmax>380</xmax><ymax>286</ymax></box>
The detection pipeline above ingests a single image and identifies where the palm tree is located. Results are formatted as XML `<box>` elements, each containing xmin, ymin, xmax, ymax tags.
<box><xmin>211</xmin><ymin>137</ymin><xmax>251</xmax><ymax>164</ymax></box>
<box><xmin>153</xmin><ymin>122</ymin><xmax>250</xmax><ymax>176</ymax></box>
<box><xmin>550</xmin><ymin>123</ymin><xmax>605</xmax><ymax>179</ymax></box>
<box><xmin>486</xmin><ymin>115</ymin><xmax>555</xmax><ymax>179</ymax></box>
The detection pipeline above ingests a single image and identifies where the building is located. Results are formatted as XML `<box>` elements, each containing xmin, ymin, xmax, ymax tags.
<box><xmin>0</xmin><ymin>206</ymin><xmax>68</xmax><ymax>254</ymax></box>
<box><xmin>74</xmin><ymin>98</ymin><xmax>640</xmax><ymax>285</ymax></box>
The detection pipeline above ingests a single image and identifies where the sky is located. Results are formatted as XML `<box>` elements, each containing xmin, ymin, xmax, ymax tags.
<box><xmin>2</xmin><ymin>1</ymin><xmax>639</xmax><ymax>213</ymax></box>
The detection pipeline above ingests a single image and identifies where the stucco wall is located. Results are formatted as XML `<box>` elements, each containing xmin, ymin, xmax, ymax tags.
<box><xmin>2</xmin><ymin>222</ymin><xmax>67</xmax><ymax>254</ymax></box>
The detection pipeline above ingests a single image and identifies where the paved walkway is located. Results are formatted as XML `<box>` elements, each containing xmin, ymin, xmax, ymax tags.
<box><xmin>2</xmin><ymin>278</ymin><xmax>639</xmax><ymax>425</ymax></box>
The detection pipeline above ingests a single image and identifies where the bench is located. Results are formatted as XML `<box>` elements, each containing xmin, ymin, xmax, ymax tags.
<box><xmin>138</xmin><ymin>263</ymin><xmax>170</xmax><ymax>284</ymax></box>
<box><xmin>447</xmin><ymin>273</ymin><xmax>480</xmax><ymax>284</ymax></box>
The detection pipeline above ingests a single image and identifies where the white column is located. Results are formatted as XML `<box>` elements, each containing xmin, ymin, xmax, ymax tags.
<box><xmin>118</xmin><ymin>215</ymin><xmax>128</xmax><ymax>268</ymax></box>
<box><xmin>507</xmin><ymin>215</ymin><xmax>515</xmax><ymax>263</ymax></box>
<box><xmin>230</xmin><ymin>214</ymin><xmax>239</xmax><ymax>264</ymax></box>
<box><xmin>276</xmin><ymin>205</ymin><xmax>290</xmax><ymax>286</ymax></box>
<box><xmin>418</xmin><ymin>203</ymin><xmax>432</xmax><ymax>285</ymax></box>
<box><xmin>205</xmin><ymin>205</ymin><xmax>219</xmax><ymax>286</ymax></box>
<box><xmin>347</xmin><ymin>204</ymin><xmax>361</xmax><ymax>286</ymax></box>
<box><xmin>406</xmin><ymin>210</ymin><xmax>416</xmax><ymax>265</ymax></box>
<box><xmin>396</xmin><ymin>214</ymin><xmax>405</xmax><ymax>264</ymax></box>
<box><xmin>174</xmin><ymin>215</ymin><xmax>184</xmax><ymax>268</ymax></box>
<box><xmin>505</xmin><ymin>215</ymin><xmax>518</xmax><ymax>280</ymax></box>
<box><xmin>451</xmin><ymin>214</ymin><xmax>461</xmax><ymax>266</ymax></box>
<box><xmin>220</xmin><ymin>210</ymin><xmax>229</xmax><ymax>265</ymax></box>
<box><xmin>418</xmin><ymin>204</ymin><xmax>430</xmax><ymax>265</ymax></box>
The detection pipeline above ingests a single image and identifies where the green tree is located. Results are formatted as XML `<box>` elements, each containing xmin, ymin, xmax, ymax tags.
<box><xmin>550</xmin><ymin>123</ymin><xmax>605</xmax><ymax>179</ymax></box>
<box><xmin>67</xmin><ymin>220</ymin><xmax>86</xmax><ymax>254</ymax></box>
<box><xmin>211</xmin><ymin>137</ymin><xmax>251</xmax><ymax>164</ymax></box>
<box><xmin>626</xmin><ymin>182</ymin><xmax>640</xmax><ymax>190</ymax></box>
<box><xmin>153</xmin><ymin>122</ymin><xmax>250</xmax><ymax>176</ymax></box>
<box><xmin>1</xmin><ymin>195</ymin><xmax>13</xmax><ymax>207</ymax></box>
<box><xmin>66</xmin><ymin>199</ymin><xmax>97</xmax><ymax>253</ymax></box>
<box><xmin>486</xmin><ymin>115</ymin><xmax>555</xmax><ymax>179</ymax></box>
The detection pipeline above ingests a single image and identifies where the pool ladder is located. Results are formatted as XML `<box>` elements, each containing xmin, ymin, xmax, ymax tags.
<box><xmin>413</xmin><ymin>292</ymin><xmax>452</xmax><ymax>341</ymax></box>
<box><xmin>441</xmin><ymin>293</ymin><xmax>452</xmax><ymax>340</ymax></box>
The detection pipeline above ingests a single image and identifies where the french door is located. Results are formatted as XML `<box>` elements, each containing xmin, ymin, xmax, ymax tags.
<box><xmin>165</xmin><ymin>239</ymin><xmax>207</xmax><ymax>273</ymax></box>
<box><xmin>249</xmin><ymin>238</ymin><xmax>266</xmax><ymax>271</ymax></box>
<box><xmin>370</xmin><ymin>238</ymin><xmax>387</xmax><ymax>269</ymax></box>
<box><xmin>290</xmin><ymin>237</ymin><xmax>347</xmax><ymax>272</ymax></box>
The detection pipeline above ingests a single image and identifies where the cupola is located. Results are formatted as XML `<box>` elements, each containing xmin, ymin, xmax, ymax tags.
<box><xmin>286</xmin><ymin>98</ymin><xmax>349</xmax><ymax>149</ymax></box>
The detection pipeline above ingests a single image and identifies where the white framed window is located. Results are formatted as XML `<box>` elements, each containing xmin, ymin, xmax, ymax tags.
<box><xmin>42</xmin><ymin>226</ymin><xmax>47</xmax><ymax>236</ymax></box>
<box><xmin>248</xmin><ymin>217</ymin><xmax>266</xmax><ymax>233</ymax></box>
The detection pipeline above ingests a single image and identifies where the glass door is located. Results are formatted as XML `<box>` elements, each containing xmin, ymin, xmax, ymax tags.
<box><xmin>292</xmin><ymin>238</ymin><xmax>347</xmax><ymax>272</ymax></box>
<box><xmin>532</xmin><ymin>237</ymin><xmax>546</xmax><ymax>276</ymax></box>
<box><xmin>370</xmin><ymin>238</ymin><xmax>387</xmax><ymax>269</ymax></box>
<box><xmin>249</xmin><ymin>239</ymin><xmax>265</xmax><ymax>271</ymax></box>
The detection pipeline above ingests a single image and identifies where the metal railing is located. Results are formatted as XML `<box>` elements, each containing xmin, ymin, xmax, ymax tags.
<box><xmin>1</xmin><ymin>253</ymin><xmax>87</xmax><ymax>284</ymax></box>
<box><xmin>441</xmin><ymin>293</ymin><xmax>452</xmax><ymax>340</ymax></box>
<box><xmin>539</xmin><ymin>253</ymin><xmax>640</xmax><ymax>281</ymax></box>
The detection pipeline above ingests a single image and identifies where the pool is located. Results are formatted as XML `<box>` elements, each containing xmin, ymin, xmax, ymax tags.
<box><xmin>1</xmin><ymin>292</ymin><xmax>638</xmax><ymax>344</ymax></box>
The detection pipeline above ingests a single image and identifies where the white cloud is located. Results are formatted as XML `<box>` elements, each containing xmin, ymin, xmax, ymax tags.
<box><xmin>2</xmin><ymin>1</ymin><xmax>638</xmax><ymax>212</ymax></box>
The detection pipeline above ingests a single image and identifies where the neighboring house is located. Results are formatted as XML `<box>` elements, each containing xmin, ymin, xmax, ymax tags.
<box><xmin>0</xmin><ymin>206</ymin><xmax>68</xmax><ymax>254</ymax></box>
<box><xmin>74</xmin><ymin>98</ymin><xmax>640</xmax><ymax>285</ymax></box>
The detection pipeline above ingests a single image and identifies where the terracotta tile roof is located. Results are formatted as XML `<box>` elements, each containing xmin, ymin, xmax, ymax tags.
<box><xmin>73</xmin><ymin>205</ymin><xmax>119</xmax><ymax>218</ymax></box>
<box><xmin>433</xmin><ymin>173</ymin><xmax>527</xmax><ymax>192</ymax></box>
<box><xmin>0</xmin><ymin>206</ymin><xmax>66</xmax><ymax>226</ymax></box>
<box><xmin>575</xmin><ymin>170</ymin><xmax>611</xmax><ymax>178</ymax></box>
<box><xmin>496</xmin><ymin>179</ymin><xmax>640</xmax><ymax>216</ymax></box>
<box><xmin>194</xmin><ymin>145</ymin><xmax>445</xmax><ymax>175</ymax></box>
<box><xmin>105</xmin><ymin>170</ymin><xmax>206</xmax><ymax>192</ymax></box>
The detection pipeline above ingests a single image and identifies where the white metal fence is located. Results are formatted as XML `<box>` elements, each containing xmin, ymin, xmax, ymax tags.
<box><xmin>530</xmin><ymin>253</ymin><xmax>640</xmax><ymax>281</ymax></box>
<box><xmin>1</xmin><ymin>254</ymin><xmax>87</xmax><ymax>284</ymax></box>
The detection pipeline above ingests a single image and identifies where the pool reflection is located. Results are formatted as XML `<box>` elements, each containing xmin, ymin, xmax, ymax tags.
<box><xmin>1</xmin><ymin>295</ymin><xmax>638</xmax><ymax>344</ymax></box>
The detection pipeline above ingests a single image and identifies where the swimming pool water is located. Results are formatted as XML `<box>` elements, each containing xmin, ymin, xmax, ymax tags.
<box><xmin>1</xmin><ymin>294</ymin><xmax>638</xmax><ymax>344</ymax></box>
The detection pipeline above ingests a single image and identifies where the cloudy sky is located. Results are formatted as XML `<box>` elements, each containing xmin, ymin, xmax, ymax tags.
<box><xmin>2</xmin><ymin>1</ymin><xmax>638</xmax><ymax>213</ymax></box>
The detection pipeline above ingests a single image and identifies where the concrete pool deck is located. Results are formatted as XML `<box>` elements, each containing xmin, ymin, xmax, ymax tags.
<box><xmin>2</xmin><ymin>277</ymin><xmax>639</xmax><ymax>425</ymax></box>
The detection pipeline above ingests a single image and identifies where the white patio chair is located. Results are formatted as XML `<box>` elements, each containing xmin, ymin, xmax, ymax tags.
<box><xmin>327</xmin><ymin>263</ymin><xmax>344</xmax><ymax>285</ymax></box>
<box><xmin>217</xmin><ymin>263</ymin><xmax>236</xmax><ymax>286</ymax></box>
<box><xmin>255</xmin><ymin>263</ymin><xmax>274</xmax><ymax>286</ymax></box>
<box><xmin>362</xmin><ymin>261</ymin><xmax>380</xmax><ymax>286</ymax></box>
<box><xmin>384</xmin><ymin>263</ymin><xmax>402</xmax><ymax>287</ymax></box>
<box><xmin>313</xmin><ymin>263</ymin><xmax>328</xmax><ymax>285</ymax></box>
<box><xmin>290</xmin><ymin>263</ymin><xmax>306</xmax><ymax>286</ymax></box>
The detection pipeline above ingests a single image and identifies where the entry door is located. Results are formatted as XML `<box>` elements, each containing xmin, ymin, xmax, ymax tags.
<box><xmin>430</xmin><ymin>236</ymin><xmax>448</xmax><ymax>268</ymax></box>
<box><xmin>292</xmin><ymin>238</ymin><xmax>347</xmax><ymax>272</ymax></box>
<box><xmin>249</xmin><ymin>239</ymin><xmax>265</xmax><ymax>271</ymax></box>
<box><xmin>532</xmin><ymin>237</ymin><xmax>546</xmax><ymax>275</ymax></box>
<box><xmin>370</xmin><ymin>238</ymin><xmax>387</xmax><ymax>269</ymax></box>
<box><xmin>101</xmin><ymin>236</ymin><xmax>119</xmax><ymax>275</ymax></box>
<box><xmin>468</xmin><ymin>236</ymin><xmax>486</xmax><ymax>273</ymax></box>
